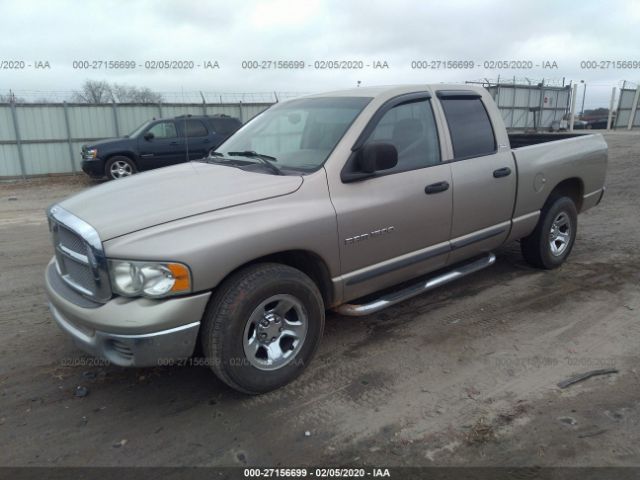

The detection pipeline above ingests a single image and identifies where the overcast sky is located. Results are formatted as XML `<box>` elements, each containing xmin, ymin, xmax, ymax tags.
<box><xmin>1</xmin><ymin>0</ymin><xmax>639</xmax><ymax>107</ymax></box>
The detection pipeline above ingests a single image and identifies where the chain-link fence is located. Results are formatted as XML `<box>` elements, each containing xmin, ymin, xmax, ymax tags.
<box><xmin>0</xmin><ymin>90</ymin><xmax>308</xmax><ymax>104</ymax></box>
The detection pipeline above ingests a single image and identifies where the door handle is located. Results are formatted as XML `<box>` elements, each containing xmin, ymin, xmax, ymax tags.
<box><xmin>170</xmin><ymin>141</ymin><xmax>179</xmax><ymax>145</ymax></box>
<box><xmin>493</xmin><ymin>167</ymin><xmax>512</xmax><ymax>178</ymax></box>
<box><xmin>425</xmin><ymin>181</ymin><xmax>450</xmax><ymax>194</ymax></box>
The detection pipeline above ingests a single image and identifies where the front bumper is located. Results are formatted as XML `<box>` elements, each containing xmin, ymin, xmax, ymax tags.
<box><xmin>45</xmin><ymin>259</ymin><xmax>211</xmax><ymax>367</ymax></box>
<box><xmin>81</xmin><ymin>158</ymin><xmax>106</xmax><ymax>178</ymax></box>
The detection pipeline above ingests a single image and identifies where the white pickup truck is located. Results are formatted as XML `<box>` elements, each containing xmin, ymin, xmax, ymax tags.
<box><xmin>46</xmin><ymin>84</ymin><xmax>608</xmax><ymax>393</ymax></box>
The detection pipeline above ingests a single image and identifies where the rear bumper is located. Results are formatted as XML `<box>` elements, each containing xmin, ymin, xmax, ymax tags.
<box><xmin>45</xmin><ymin>259</ymin><xmax>211</xmax><ymax>367</ymax></box>
<box><xmin>582</xmin><ymin>186</ymin><xmax>606</xmax><ymax>212</ymax></box>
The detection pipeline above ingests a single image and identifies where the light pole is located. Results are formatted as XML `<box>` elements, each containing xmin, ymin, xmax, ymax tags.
<box><xmin>580</xmin><ymin>80</ymin><xmax>587</xmax><ymax>118</ymax></box>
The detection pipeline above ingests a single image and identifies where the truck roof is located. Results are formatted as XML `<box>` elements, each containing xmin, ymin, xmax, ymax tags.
<box><xmin>303</xmin><ymin>84</ymin><xmax>486</xmax><ymax>100</ymax></box>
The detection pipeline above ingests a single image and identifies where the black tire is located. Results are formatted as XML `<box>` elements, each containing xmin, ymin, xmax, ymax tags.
<box><xmin>521</xmin><ymin>195</ymin><xmax>578</xmax><ymax>269</ymax></box>
<box><xmin>105</xmin><ymin>156</ymin><xmax>136</xmax><ymax>180</ymax></box>
<box><xmin>201</xmin><ymin>263</ymin><xmax>325</xmax><ymax>394</ymax></box>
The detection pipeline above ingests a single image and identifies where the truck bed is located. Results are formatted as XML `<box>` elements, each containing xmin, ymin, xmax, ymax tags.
<box><xmin>510</xmin><ymin>132</ymin><xmax>608</xmax><ymax>219</ymax></box>
<box><xmin>508</xmin><ymin>132</ymin><xmax>587</xmax><ymax>149</ymax></box>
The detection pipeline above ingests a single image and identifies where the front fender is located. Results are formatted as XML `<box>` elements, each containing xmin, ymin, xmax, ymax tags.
<box><xmin>102</xmin><ymin>170</ymin><xmax>340</xmax><ymax>293</ymax></box>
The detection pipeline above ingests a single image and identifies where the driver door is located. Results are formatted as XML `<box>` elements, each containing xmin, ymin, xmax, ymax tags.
<box><xmin>137</xmin><ymin>120</ymin><xmax>186</xmax><ymax>170</ymax></box>
<box><xmin>328</xmin><ymin>95</ymin><xmax>453</xmax><ymax>301</ymax></box>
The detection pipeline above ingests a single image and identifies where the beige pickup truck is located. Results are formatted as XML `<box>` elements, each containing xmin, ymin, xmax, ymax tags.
<box><xmin>45</xmin><ymin>85</ymin><xmax>608</xmax><ymax>394</ymax></box>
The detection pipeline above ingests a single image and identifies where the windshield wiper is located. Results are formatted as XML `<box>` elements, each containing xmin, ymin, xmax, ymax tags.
<box><xmin>227</xmin><ymin>151</ymin><xmax>283</xmax><ymax>175</ymax></box>
<box><xmin>199</xmin><ymin>151</ymin><xmax>245</xmax><ymax>167</ymax></box>
<box><xmin>228</xmin><ymin>150</ymin><xmax>277</xmax><ymax>161</ymax></box>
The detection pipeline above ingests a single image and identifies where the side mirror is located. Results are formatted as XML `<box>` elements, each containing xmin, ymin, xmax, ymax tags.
<box><xmin>359</xmin><ymin>142</ymin><xmax>398</xmax><ymax>173</ymax></box>
<box><xmin>143</xmin><ymin>131</ymin><xmax>154</xmax><ymax>141</ymax></box>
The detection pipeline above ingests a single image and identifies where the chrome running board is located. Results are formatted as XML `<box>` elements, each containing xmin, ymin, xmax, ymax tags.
<box><xmin>335</xmin><ymin>253</ymin><xmax>496</xmax><ymax>317</ymax></box>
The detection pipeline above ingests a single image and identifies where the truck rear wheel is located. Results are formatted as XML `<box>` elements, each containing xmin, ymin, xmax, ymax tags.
<box><xmin>201</xmin><ymin>263</ymin><xmax>325</xmax><ymax>394</ymax></box>
<box><xmin>521</xmin><ymin>195</ymin><xmax>577</xmax><ymax>269</ymax></box>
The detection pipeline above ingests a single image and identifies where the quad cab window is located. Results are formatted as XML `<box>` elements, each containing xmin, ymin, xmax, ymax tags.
<box><xmin>363</xmin><ymin>99</ymin><xmax>440</xmax><ymax>172</ymax></box>
<box><xmin>439</xmin><ymin>97</ymin><xmax>496</xmax><ymax>159</ymax></box>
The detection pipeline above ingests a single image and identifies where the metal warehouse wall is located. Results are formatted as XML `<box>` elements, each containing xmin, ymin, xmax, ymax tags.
<box><xmin>0</xmin><ymin>102</ymin><xmax>272</xmax><ymax>178</ymax></box>
<box><xmin>484</xmin><ymin>84</ymin><xmax>572</xmax><ymax>130</ymax></box>
<box><xmin>614</xmin><ymin>86</ymin><xmax>640</xmax><ymax>129</ymax></box>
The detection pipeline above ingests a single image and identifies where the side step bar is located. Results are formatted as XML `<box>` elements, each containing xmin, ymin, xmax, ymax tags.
<box><xmin>335</xmin><ymin>253</ymin><xmax>496</xmax><ymax>317</ymax></box>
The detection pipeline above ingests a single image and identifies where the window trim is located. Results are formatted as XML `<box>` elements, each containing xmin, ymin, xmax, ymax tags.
<box><xmin>351</xmin><ymin>92</ymin><xmax>432</xmax><ymax>151</ymax></box>
<box><xmin>436</xmin><ymin>91</ymin><xmax>498</xmax><ymax>161</ymax></box>
<box><xmin>341</xmin><ymin>92</ymin><xmax>442</xmax><ymax>183</ymax></box>
<box><xmin>435</xmin><ymin>90</ymin><xmax>482</xmax><ymax>100</ymax></box>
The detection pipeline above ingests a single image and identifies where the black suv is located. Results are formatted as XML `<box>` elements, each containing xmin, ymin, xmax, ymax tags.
<box><xmin>81</xmin><ymin>114</ymin><xmax>242</xmax><ymax>180</ymax></box>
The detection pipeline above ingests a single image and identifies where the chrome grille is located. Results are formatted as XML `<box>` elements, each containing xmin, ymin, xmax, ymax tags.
<box><xmin>48</xmin><ymin>205</ymin><xmax>112</xmax><ymax>303</ymax></box>
<box><xmin>62</xmin><ymin>257</ymin><xmax>97</xmax><ymax>289</ymax></box>
<box><xmin>57</xmin><ymin>225</ymin><xmax>88</xmax><ymax>256</ymax></box>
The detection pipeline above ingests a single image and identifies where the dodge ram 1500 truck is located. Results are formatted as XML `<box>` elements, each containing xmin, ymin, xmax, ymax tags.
<box><xmin>45</xmin><ymin>85</ymin><xmax>608</xmax><ymax>394</ymax></box>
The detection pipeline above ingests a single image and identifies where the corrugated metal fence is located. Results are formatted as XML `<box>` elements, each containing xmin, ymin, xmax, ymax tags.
<box><xmin>0</xmin><ymin>101</ymin><xmax>272</xmax><ymax>178</ymax></box>
<box><xmin>4</xmin><ymin>85</ymin><xmax>637</xmax><ymax>178</ymax></box>
<box><xmin>478</xmin><ymin>81</ymin><xmax>572</xmax><ymax>130</ymax></box>
<box><xmin>614</xmin><ymin>83</ymin><xmax>640</xmax><ymax>129</ymax></box>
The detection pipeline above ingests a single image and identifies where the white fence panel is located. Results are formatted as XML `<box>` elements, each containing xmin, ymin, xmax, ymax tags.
<box><xmin>0</xmin><ymin>101</ymin><xmax>274</xmax><ymax>178</ymax></box>
<box><xmin>0</xmin><ymin>145</ymin><xmax>22</xmax><ymax>177</ymax></box>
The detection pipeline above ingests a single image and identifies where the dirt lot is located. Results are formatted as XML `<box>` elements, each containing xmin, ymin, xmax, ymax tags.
<box><xmin>1</xmin><ymin>132</ymin><xmax>639</xmax><ymax>468</ymax></box>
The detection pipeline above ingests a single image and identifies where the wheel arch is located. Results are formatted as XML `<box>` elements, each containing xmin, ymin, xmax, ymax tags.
<box><xmin>218</xmin><ymin>250</ymin><xmax>335</xmax><ymax>308</ymax></box>
<box><xmin>105</xmin><ymin>152</ymin><xmax>139</xmax><ymax>167</ymax></box>
<box><xmin>547</xmin><ymin>177</ymin><xmax>584</xmax><ymax>212</ymax></box>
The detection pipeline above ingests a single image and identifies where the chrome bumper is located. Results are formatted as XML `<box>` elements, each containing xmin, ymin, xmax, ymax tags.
<box><xmin>45</xmin><ymin>259</ymin><xmax>211</xmax><ymax>367</ymax></box>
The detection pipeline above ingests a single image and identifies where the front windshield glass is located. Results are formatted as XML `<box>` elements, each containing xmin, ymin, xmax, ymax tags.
<box><xmin>215</xmin><ymin>97</ymin><xmax>371</xmax><ymax>172</ymax></box>
<box><xmin>127</xmin><ymin>121</ymin><xmax>151</xmax><ymax>138</ymax></box>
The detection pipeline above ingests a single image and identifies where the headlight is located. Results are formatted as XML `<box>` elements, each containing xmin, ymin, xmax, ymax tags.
<box><xmin>108</xmin><ymin>260</ymin><xmax>191</xmax><ymax>298</ymax></box>
<box><xmin>85</xmin><ymin>148</ymin><xmax>98</xmax><ymax>159</ymax></box>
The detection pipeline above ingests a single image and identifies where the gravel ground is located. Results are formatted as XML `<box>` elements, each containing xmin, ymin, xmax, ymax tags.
<box><xmin>0</xmin><ymin>132</ymin><xmax>639</xmax><ymax>468</ymax></box>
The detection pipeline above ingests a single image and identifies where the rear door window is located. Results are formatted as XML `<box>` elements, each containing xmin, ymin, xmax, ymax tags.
<box><xmin>439</xmin><ymin>97</ymin><xmax>496</xmax><ymax>159</ymax></box>
<box><xmin>211</xmin><ymin>118</ymin><xmax>241</xmax><ymax>135</ymax></box>
<box><xmin>183</xmin><ymin>119</ymin><xmax>208</xmax><ymax>137</ymax></box>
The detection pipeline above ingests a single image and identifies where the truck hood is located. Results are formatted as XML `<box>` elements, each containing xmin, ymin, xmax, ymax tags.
<box><xmin>84</xmin><ymin>137</ymin><xmax>134</xmax><ymax>149</ymax></box>
<box><xmin>59</xmin><ymin>162</ymin><xmax>303</xmax><ymax>240</ymax></box>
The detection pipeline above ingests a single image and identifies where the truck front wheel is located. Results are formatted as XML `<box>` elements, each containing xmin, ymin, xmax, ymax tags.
<box><xmin>105</xmin><ymin>156</ymin><xmax>136</xmax><ymax>180</ymax></box>
<box><xmin>521</xmin><ymin>195</ymin><xmax>578</xmax><ymax>269</ymax></box>
<box><xmin>201</xmin><ymin>263</ymin><xmax>325</xmax><ymax>394</ymax></box>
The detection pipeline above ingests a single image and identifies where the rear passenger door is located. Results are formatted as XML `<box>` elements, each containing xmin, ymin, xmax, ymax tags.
<box><xmin>436</xmin><ymin>90</ymin><xmax>516</xmax><ymax>264</ymax></box>
<box><xmin>178</xmin><ymin>119</ymin><xmax>213</xmax><ymax>160</ymax></box>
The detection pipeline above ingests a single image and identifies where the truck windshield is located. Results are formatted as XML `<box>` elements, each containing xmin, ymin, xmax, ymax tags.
<box><xmin>215</xmin><ymin>97</ymin><xmax>371</xmax><ymax>172</ymax></box>
<box><xmin>127</xmin><ymin>121</ymin><xmax>151</xmax><ymax>138</ymax></box>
